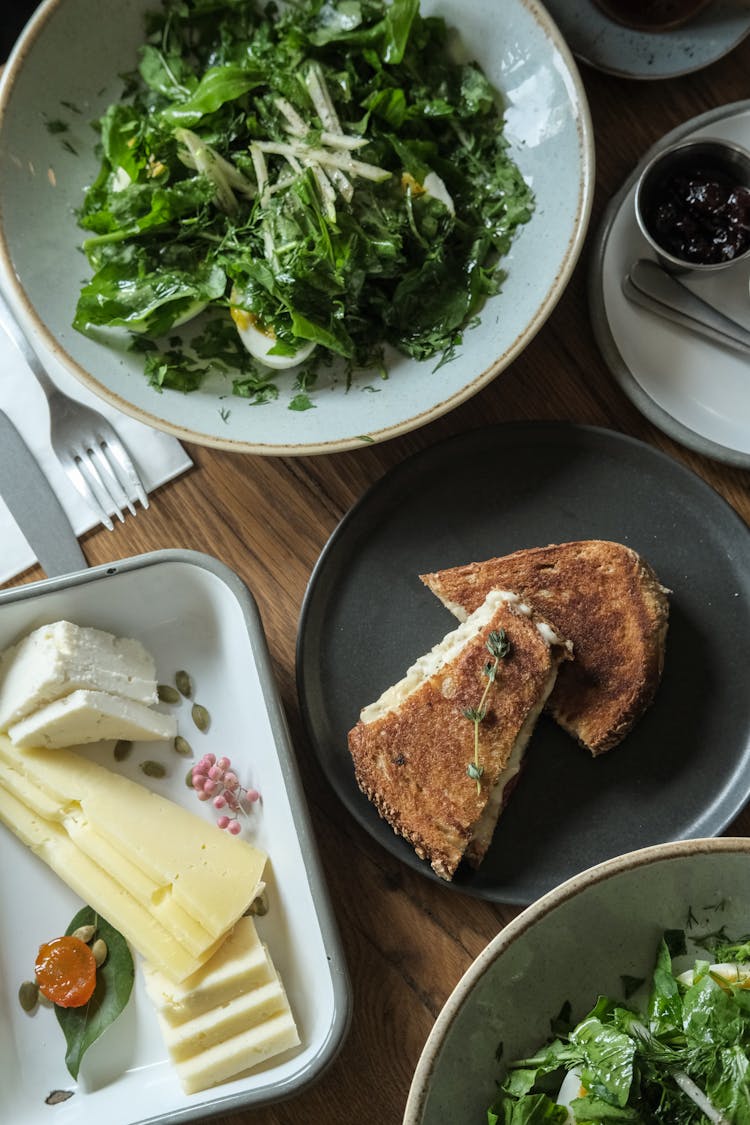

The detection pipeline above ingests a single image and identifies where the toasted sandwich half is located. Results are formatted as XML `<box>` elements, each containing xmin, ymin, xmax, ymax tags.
<box><xmin>347</xmin><ymin>589</ymin><xmax>571</xmax><ymax>881</ymax></box>
<box><xmin>421</xmin><ymin>540</ymin><xmax>669</xmax><ymax>756</ymax></box>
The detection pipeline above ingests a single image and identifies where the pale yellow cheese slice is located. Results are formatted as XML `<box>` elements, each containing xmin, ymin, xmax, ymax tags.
<box><xmin>0</xmin><ymin>736</ymin><xmax>267</xmax><ymax>981</ymax></box>
<box><xmin>63</xmin><ymin>815</ymin><xmax>217</xmax><ymax>958</ymax></box>
<box><xmin>176</xmin><ymin>1010</ymin><xmax>300</xmax><ymax>1094</ymax></box>
<box><xmin>143</xmin><ymin>915</ymin><xmax>272</xmax><ymax>1023</ymax></box>
<box><xmin>143</xmin><ymin>916</ymin><xmax>300</xmax><ymax>1094</ymax></box>
<box><xmin>0</xmin><ymin>739</ymin><xmax>264</xmax><ymax>938</ymax></box>
<box><xmin>0</xmin><ymin>784</ymin><xmax>202</xmax><ymax>980</ymax></box>
<box><xmin>161</xmin><ymin>979</ymin><xmax>288</xmax><ymax>1062</ymax></box>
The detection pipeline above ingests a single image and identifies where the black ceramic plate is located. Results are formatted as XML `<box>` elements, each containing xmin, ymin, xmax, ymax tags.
<box><xmin>296</xmin><ymin>422</ymin><xmax>750</xmax><ymax>903</ymax></box>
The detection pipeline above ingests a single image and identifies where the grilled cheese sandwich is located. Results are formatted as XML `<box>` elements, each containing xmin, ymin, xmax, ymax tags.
<box><xmin>421</xmin><ymin>540</ymin><xmax>669</xmax><ymax>755</ymax></box>
<box><xmin>347</xmin><ymin>589</ymin><xmax>572</xmax><ymax>880</ymax></box>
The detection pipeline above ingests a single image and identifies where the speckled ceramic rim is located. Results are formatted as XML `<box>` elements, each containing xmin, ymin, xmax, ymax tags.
<box><xmin>403</xmin><ymin>835</ymin><xmax>750</xmax><ymax>1125</ymax></box>
<box><xmin>589</xmin><ymin>99</ymin><xmax>750</xmax><ymax>469</ymax></box>
<box><xmin>552</xmin><ymin>0</ymin><xmax>750</xmax><ymax>81</ymax></box>
<box><xmin>0</xmin><ymin>0</ymin><xmax>595</xmax><ymax>457</ymax></box>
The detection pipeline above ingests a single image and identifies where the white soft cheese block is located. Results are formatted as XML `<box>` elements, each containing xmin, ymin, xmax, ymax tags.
<box><xmin>143</xmin><ymin>917</ymin><xmax>300</xmax><ymax>1094</ymax></box>
<box><xmin>0</xmin><ymin>620</ymin><xmax>158</xmax><ymax>729</ymax></box>
<box><xmin>7</xmin><ymin>690</ymin><xmax>177</xmax><ymax>748</ymax></box>
<box><xmin>0</xmin><ymin>737</ymin><xmax>267</xmax><ymax>981</ymax></box>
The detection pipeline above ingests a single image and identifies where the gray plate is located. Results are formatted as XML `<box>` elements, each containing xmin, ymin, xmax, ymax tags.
<box><xmin>297</xmin><ymin>422</ymin><xmax>750</xmax><ymax>904</ymax></box>
<box><xmin>544</xmin><ymin>0</ymin><xmax>750</xmax><ymax>79</ymax></box>
<box><xmin>589</xmin><ymin>100</ymin><xmax>750</xmax><ymax>469</ymax></box>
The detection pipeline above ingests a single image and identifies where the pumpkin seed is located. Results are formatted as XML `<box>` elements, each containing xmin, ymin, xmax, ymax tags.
<box><xmin>114</xmin><ymin>739</ymin><xmax>132</xmax><ymax>762</ymax></box>
<box><xmin>175</xmin><ymin>670</ymin><xmax>192</xmax><ymax>698</ymax></box>
<box><xmin>191</xmin><ymin>703</ymin><xmax>210</xmax><ymax>732</ymax></box>
<box><xmin>45</xmin><ymin>1090</ymin><xmax>74</xmax><ymax>1106</ymax></box>
<box><xmin>157</xmin><ymin>684</ymin><xmax>180</xmax><ymax>704</ymax></box>
<box><xmin>185</xmin><ymin>766</ymin><xmax>195</xmax><ymax>788</ymax></box>
<box><xmin>173</xmin><ymin>735</ymin><xmax>192</xmax><ymax>757</ymax></box>
<box><xmin>91</xmin><ymin>939</ymin><xmax>108</xmax><ymax>967</ymax></box>
<box><xmin>18</xmin><ymin>979</ymin><xmax>39</xmax><ymax>1012</ymax></box>
<box><xmin>245</xmin><ymin>890</ymin><xmax>269</xmax><ymax>917</ymax></box>
<box><xmin>140</xmin><ymin>760</ymin><xmax>166</xmax><ymax>779</ymax></box>
<box><xmin>72</xmin><ymin>924</ymin><xmax>96</xmax><ymax>944</ymax></box>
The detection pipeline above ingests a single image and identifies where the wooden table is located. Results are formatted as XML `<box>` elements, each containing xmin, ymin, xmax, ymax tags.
<box><xmin>6</xmin><ymin>31</ymin><xmax>750</xmax><ymax>1125</ymax></box>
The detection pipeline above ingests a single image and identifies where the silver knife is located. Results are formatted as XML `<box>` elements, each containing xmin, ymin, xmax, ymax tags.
<box><xmin>0</xmin><ymin>410</ymin><xmax>87</xmax><ymax>578</ymax></box>
<box><xmin>624</xmin><ymin>259</ymin><xmax>750</xmax><ymax>357</ymax></box>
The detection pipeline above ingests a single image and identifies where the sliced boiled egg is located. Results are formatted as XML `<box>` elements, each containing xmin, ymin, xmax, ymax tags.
<box><xmin>677</xmin><ymin>962</ymin><xmax>750</xmax><ymax>990</ymax></box>
<box><xmin>556</xmin><ymin>1068</ymin><xmax>585</xmax><ymax>1123</ymax></box>
<box><xmin>423</xmin><ymin>171</ymin><xmax>455</xmax><ymax>215</ymax></box>
<box><xmin>229</xmin><ymin>294</ymin><xmax>316</xmax><ymax>370</ymax></box>
<box><xmin>401</xmin><ymin>170</ymin><xmax>455</xmax><ymax>215</ymax></box>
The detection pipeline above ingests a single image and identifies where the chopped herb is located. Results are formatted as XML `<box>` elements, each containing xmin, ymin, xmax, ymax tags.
<box><xmin>288</xmin><ymin>392</ymin><xmax>315</xmax><ymax>412</ymax></box>
<box><xmin>45</xmin><ymin>119</ymin><xmax>69</xmax><ymax>134</ymax></box>
<box><xmin>620</xmin><ymin>974</ymin><xmax>645</xmax><ymax>999</ymax></box>
<box><xmin>664</xmin><ymin>928</ymin><xmax>687</xmax><ymax>958</ymax></box>
<box><xmin>219</xmin><ymin>406</ymin><xmax>231</xmax><ymax>422</ymax></box>
<box><xmin>464</xmin><ymin>628</ymin><xmax>511</xmax><ymax>791</ymax></box>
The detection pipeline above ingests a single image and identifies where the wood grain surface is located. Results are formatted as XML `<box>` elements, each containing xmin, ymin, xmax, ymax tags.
<box><xmin>4</xmin><ymin>26</ymin><xmax>750</xmax><ymax>1125</ymax></box>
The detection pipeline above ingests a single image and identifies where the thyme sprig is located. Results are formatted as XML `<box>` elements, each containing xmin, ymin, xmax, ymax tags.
<box><xmin>464</xmin><ymin>629</ymin><xmax>511</xmax><ymax>792</ymax></box>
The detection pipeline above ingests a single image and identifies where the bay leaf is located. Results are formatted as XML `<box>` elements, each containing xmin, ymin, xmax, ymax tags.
<box><xmin>55</xmin><ymin>906</ymin><xmax>134</xmax><ymax>1079</ymax></box>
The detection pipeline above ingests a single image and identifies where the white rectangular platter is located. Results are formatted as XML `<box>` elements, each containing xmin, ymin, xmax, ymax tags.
<box><xmin>0</xmin><ymin>549</ymin><xmax>350</xmax><ymax>1124</ymax></box>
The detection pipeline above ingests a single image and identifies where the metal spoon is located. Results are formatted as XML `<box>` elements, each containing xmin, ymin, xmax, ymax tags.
<box><xmin>622</xmin><ymin>259</ymin><xmax>750</xmax><ymax>357</ymax></box>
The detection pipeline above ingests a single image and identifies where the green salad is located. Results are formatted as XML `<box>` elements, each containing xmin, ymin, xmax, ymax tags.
<box><xmin>489</xmin><ymin>929</ymin><xmax>750</xmax><ymax>1124</ymax></box>
<box><xmin>72</xmin><ymin>0</ymin><xmax>534</xmax><ymax>406</ymax></box>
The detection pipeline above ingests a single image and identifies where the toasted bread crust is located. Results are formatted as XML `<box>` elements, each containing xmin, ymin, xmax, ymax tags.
<box><xmin>421</xmin><ymin>541</ymin><xmax>669</xmax><ymax>756</ymax></box>
<box><xmin>347</xmin><ymin>598</ymin><xmax>568</xmax><ymax>880</ymax></box>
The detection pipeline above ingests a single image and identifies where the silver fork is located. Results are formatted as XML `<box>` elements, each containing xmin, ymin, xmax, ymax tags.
<box><xmin>0</xmin><ymin>290</ymin><xmax>148</xmax><ymax>531</ymax></box>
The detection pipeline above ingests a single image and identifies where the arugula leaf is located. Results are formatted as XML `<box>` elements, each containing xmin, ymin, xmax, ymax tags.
<box><xmin>56</xmin><ymin>906</ymin><xmax>134</xmax><ymax>1080</ymax></box>
<box><xmin>647</xmin><ymin>939</ymin><xmax>683</xmax><ymax>1037</ymax></box>
<box><xmin>571</xmin><ymin>1015</ymin><xmax>635</xmax><ymax>1108</ymax></box>
<box><xmin>162</xmin><ymin>64</ymin><xmax>265</xmax><ymax>127</ymax></box>
<box><xmin>488</xmin><ymin>1092</ymin><xmax>569</xmax><ymax>1124</ymax></box>
<box><xmin>570</xmin><ymin>1093</ymin><xmax>640</xmax><ymax>1121</ymax></box>
<box><xmin>75</xmin><ymin>259</ymin><xmax>225</xmax><ymax>336</ymax></box>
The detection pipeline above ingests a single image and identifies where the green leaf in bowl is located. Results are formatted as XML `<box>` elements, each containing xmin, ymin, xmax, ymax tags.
<box><xmin>55</xmin><ymin>906</ymin><xmax>135</xmax><ymax>1079</ymax></box>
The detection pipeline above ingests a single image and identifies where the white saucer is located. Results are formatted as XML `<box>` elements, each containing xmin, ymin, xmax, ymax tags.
<box><xmin>589</xmin><ymin>100</ymin><xmax>750</xmax><ymax>467</ymax></box>
<box><xmin>545</xmin><ymin>0</ymin><xmax>750</xmax><ymax>79</ymax></box>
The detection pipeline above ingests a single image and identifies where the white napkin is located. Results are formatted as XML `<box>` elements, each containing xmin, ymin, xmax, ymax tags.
<box><xmin>0</xmin><ymin>330</ymin><xmax>193</xmax><ymax>584</ymax></box>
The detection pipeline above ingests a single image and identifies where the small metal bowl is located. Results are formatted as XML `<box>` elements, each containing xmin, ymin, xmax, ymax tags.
<box><xmin>592</xmin><ymin>0</ymin><xmax>713</xmax><ymax>31</ymax></box>
<box><xmin>634</xmin><ymin>136</ymin><xmax>750</xmax><ymax>274</ymax></box>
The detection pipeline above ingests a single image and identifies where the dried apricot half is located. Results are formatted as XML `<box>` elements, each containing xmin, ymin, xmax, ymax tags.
<box><xmin>35</xmin><ymin>935</ymin><xmax>97</xmax><ymax>1008</ymax></box>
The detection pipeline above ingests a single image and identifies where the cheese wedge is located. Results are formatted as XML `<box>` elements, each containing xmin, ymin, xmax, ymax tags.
<box><xmin>143</xmin><ymin>917</ymin><xmax>300</xmax><ymax>1094</ymax></box>
<box><xmin>0</xmin><ymin>737</ymin><xmax>266</xmax><ymax>980</ymax></box>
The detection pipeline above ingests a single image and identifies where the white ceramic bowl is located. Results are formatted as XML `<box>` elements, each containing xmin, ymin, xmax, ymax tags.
<box><xmin>0</xmin><ymin>0</ymin><xmax>593</xmax><ymax>455</ymax></box>
<box><xmin>404</xmin><ymin>837</ymin><xmax>750</xmax><ymax>1124</ymax></box>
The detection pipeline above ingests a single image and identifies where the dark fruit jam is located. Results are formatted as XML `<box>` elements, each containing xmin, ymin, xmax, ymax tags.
<box><xmin>647</xmin><ymin>165</ymin><xmax>750</xmax><ymax>265</ymax></box>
